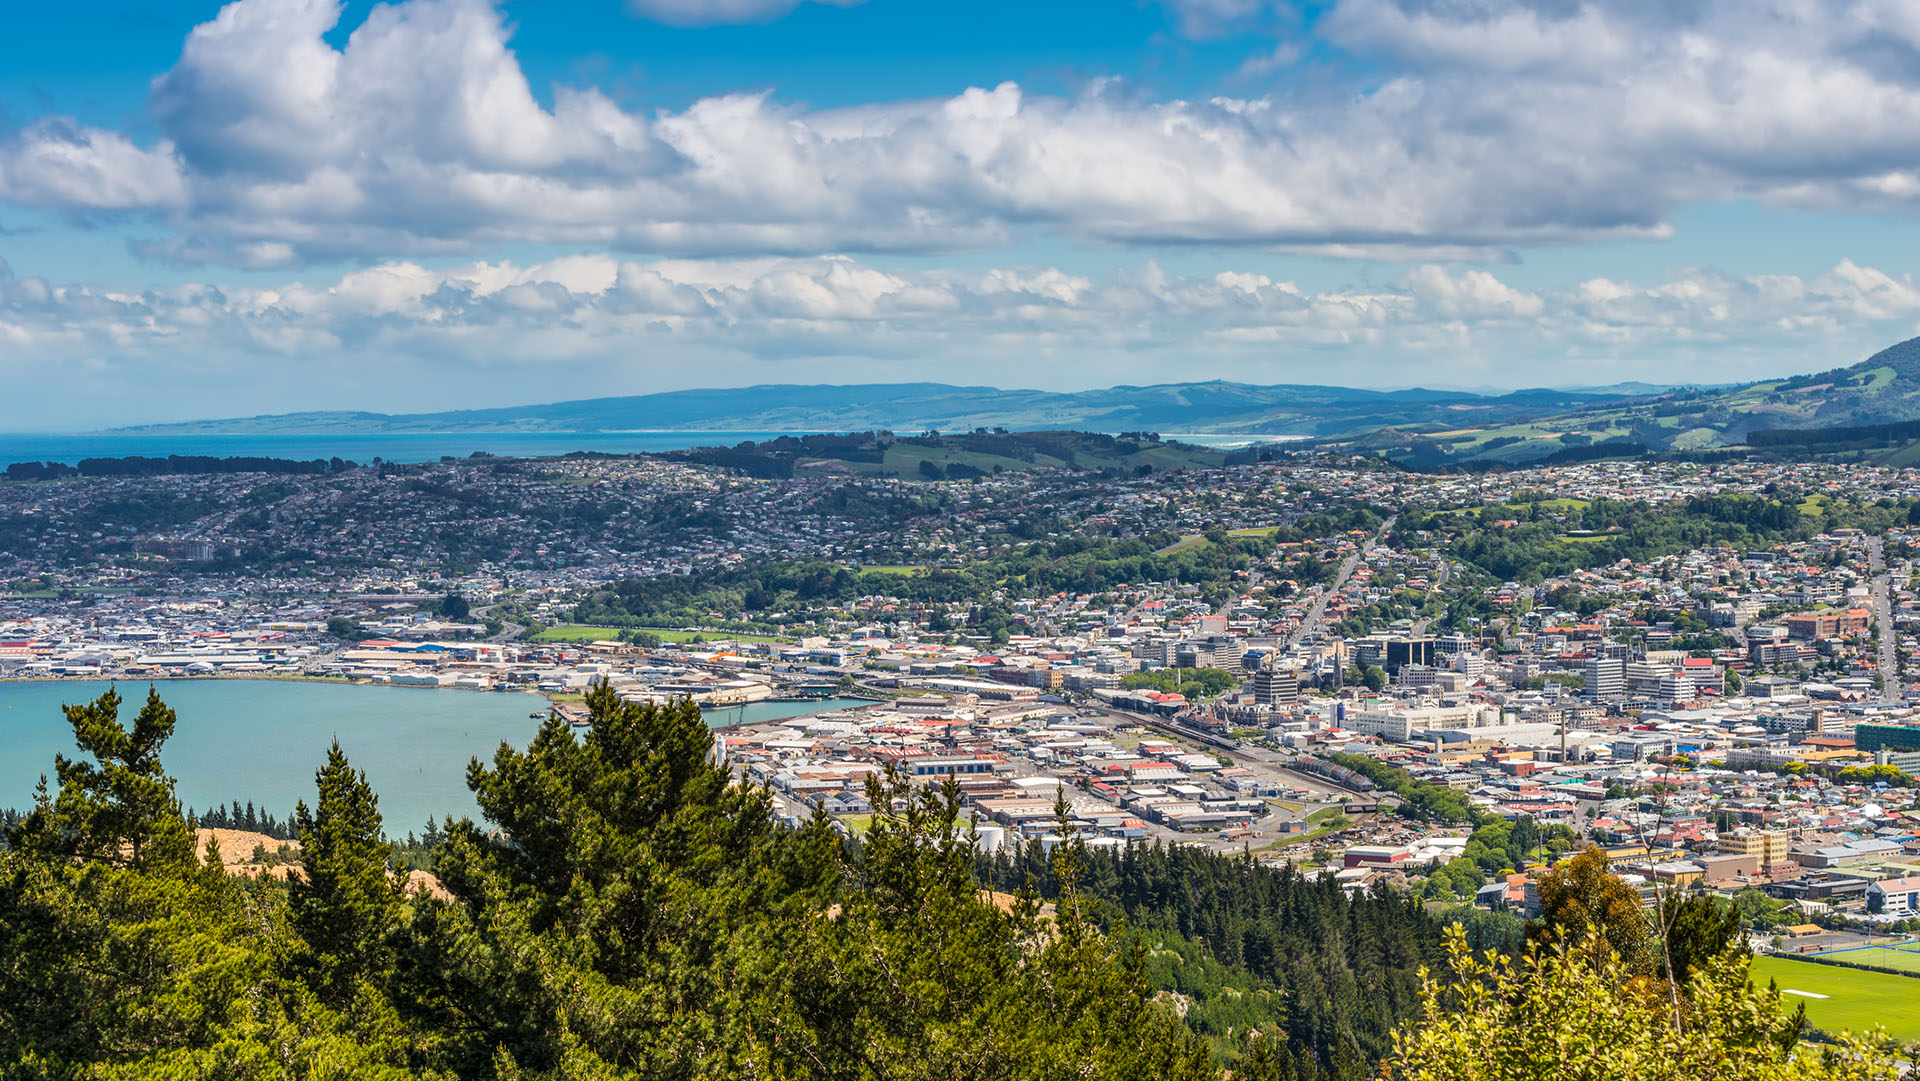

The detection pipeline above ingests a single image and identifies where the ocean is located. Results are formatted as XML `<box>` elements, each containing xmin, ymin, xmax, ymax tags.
<box><xmin>0</xmin><ymin>429</ymin><xmax>1294</xmax><ymax>466</ymax></box>
<box><xmin>0</xmin><ymin>431</ymin><xmax>807</xmax><ymax>467</ymax></box>
<box><xmin>0</xmin><ymin>680</ymin><xmax>862</xmax><ymax>834</ymax></box>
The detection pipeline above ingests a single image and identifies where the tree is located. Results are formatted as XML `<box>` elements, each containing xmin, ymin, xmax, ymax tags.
<box><xmin>291</xmin><ymin>740</ymin><xmax>406</xmax><ymax>1002</ymax></box>
<box><xmin>9</xmin><ymin>685</ymin><xmax>194</xmax><ymax>871</ymax></box>
<box><xmin>439</xmin><ymin>592</ymin><xmax>470</xmax><ymax>621</ymax></box>
<box><xmin>1384</xmin><ymin>925</ymin><xmax>1897</xmax><ymax>1081</ymax></box>
<box><xmin>409</xmin><ymin>681</ymin><xmax>837</xmax><ymax>1076</ymax></box>
<box><xmin>0</xmin><ymin>689</ymin><xmax>413</xmax><ymax>1078</ymax></box>
<box><xmin>1530</xmin><ymin>846</ymin><xmax>1653</xmax><ymax>973</ymax></box>
<box><xmin>792</xmin><ymin>774</ymin><xmax>1218</xmax><ymax>1081</ymax></box>
<box><xmin>1733</xmin><ymin>887</ymin><xmax>1789</xmax><ymax>932</ymax></box>
<box><xmin>1660</xmin><ymin>893</ymin><xmax>1744</xmax><ymax>985</ymax></box>
<box><xmin>1361</xmin><ymin>665</ymin><xmax>1388</xmax><ymax>692</ymax></box>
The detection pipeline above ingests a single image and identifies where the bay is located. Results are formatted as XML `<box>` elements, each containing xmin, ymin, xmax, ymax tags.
<box><xmin>0</xmin><ymin>679</ymin><xmax>547</xmax><ymax>835</ymax></box>
<box><xmin>0</xmin><ymin>430</ymin><xmax>812</xmax><ymax>467</ymax></box>
<box><xmin>0</xmin><ymin>680</ymin><xmax>873</xmax><ymax>836</ymax></box>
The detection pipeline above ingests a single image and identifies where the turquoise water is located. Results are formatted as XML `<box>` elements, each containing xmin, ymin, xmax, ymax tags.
<box><xmin>0</xmin><ymin>681</ymin><xmax>866</xmax><ymax>835</ymax></box>
<box><xmin>0</xmin><ymin>680</ymin><xmax>545</xmax><ymax>835</ymax></box>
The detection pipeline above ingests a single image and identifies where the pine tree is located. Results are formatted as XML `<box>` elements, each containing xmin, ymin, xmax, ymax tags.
<box><xmin>7</xmin><ymin>685</ymin><xmax>194</xmax><ymax>870</ymax></box>
<box><xmin>291</xmin><ymin>740</ymin><xmax>405</xmax><ymax>1002</ymax></box>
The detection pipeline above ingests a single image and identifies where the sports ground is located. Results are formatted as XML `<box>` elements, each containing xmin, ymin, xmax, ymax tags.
<box><xmin>1749</xmin><ymin>955</ymin><xmax>1920</xmax><ymax>1041</ymax></box>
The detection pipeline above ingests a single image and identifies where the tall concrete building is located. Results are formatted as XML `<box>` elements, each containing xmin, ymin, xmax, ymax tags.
<box><xmin>1585</xmin><ymin>654</ymin><xmax>1626</xmax><ymax>702</ymax></box>
<box><xmin>1252</xmin><ymin>669</ymin><xmax>1299</xmax><ymax>707</ymax></box>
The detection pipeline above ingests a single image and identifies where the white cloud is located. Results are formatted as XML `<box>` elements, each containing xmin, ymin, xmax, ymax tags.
<box><xmin>9</xmin><ymin>0</ymin><xmax>1920</xmax><ymax>268</ymax></box>
<box><xmin>8</xmin><ymin>254</ymin><xmax>1920</xmax><ymax>428</ymax></box>
<box><xmin>0</xmin><ymin>120</ymin><xmax>186</xmax><ymax>211</ymax></box>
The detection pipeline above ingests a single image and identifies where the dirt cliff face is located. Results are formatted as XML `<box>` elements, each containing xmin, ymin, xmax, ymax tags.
<box><xmin>193</xmin><ymin>827</ymin><xmax>449</xmax><ymax>899</ymax></box>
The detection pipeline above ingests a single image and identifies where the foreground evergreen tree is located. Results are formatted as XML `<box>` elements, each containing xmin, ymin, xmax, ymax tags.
<box><xmin>0</xmin><ymin>687</ymin><xmax>410</xmax><ymax>1079</ymax></box>
<box><xmin>785</xmin><ymin>774</ymin><xmax>1216</xmax><ymax>1081</ymax></box>
<box><xmin>291</xmin><ymin>740</ymin><xmax>407</xmax><ymax>1004</ymax></box>
<box><xmin>1658</xmin><ymin>892</ymin><xmax>1744</xmax><ymax>985</ymax></box>
<box><xmin>12</xmin><ymin>686</ymin><xmax>195</xmax><ymax>870</ymax></box>
<box><xmin>406</xmin><ymin>680</ymin><xmax>840</xmax><ymax>1077</ymax></box>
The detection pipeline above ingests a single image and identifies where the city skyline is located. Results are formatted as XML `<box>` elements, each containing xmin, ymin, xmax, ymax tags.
<box><xmin>8</xmin><ymin>0</ymin><xmax>1920</xmax><ymax>425</ymax></box>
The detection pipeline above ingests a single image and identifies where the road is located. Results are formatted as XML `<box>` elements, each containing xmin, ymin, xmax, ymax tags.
<box><xmin>1410</xmin><ymin>557</ymin><xmax>1453</xmax><ymax>637</ymax></box>
<box><xmin>1286</xmin><ymin>515</ymin><xmax>1396</xmax><ymax>649</ymax></box>
<box><xmin>1102</xmin><ymin>706</ymin><xmax>1360</xmax><ymax>802</ymax></box>
<box><xmin>476</xmin><ymin>603</ymin><xmax>525</xmax><ymax>643</ymax></box>
<box><xmin>1868</xmin><ymin>536</ymin><xmax>1903</xmax><ymax>703</ymax></box>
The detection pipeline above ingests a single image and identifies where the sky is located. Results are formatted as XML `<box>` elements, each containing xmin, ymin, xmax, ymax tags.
<box><xmin>7</xmin><ymin>0</ymin><xmax>1920</xmax><ymax>427</ymax></box>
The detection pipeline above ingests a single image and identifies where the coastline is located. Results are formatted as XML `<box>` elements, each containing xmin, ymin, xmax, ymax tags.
<box><xmin>0</xmin><ymin>672</ymin><xmax>550</xmax><ymax>698</ymax></box>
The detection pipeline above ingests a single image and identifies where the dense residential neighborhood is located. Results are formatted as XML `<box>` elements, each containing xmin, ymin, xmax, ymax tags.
<box><xmin>11</xmin><ymin>446</ymin><xmax>1920</xmax><ymax>945</ymax></box>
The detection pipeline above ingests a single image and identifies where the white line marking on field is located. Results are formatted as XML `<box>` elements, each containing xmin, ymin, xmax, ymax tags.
<box><xmin>1782</xmin><ymin>990</ymin><xmax>1830</xmax><ymax>999</ymax></box>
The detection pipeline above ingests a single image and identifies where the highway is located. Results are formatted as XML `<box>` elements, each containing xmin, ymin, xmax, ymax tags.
<box><xmin>1285</xmin><ymin>515</ymin><xmax>1396</xmax><ymax>649</ymax></box>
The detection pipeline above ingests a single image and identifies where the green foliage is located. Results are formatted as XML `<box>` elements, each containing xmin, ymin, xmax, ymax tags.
<box><xmin>1384</xmin><ymin>924</ymin><xmax>1897</xmax><ymax>1081</ymax></box>
<box><xmin>291</xmin><ymin>741</ymin><xmax>405</xmax><ymax>1004</ymax></box>
<box><xmin>1734</xmin><ymin>888</ymin><xmax>1790</xmax><ymax>931</ymax></box>
<box><xmin>1327</xmin><ymin>754</ymin><xmax>1487</xmax><ymax>826</ymax></box>
<box><xmin>1121</xmin><ymin>667</ymin><xmax>1237</xmax><ymax>699</ymax></box>
<box><xmin>983</xmin><ymin>841</ymin><xmax>1442</xmax><ymax>1078</ymax></box>
<box><xmin>1835</xmin><ymin>763</ymin><xmax>1915</xmax><ymax>787</ymax></box>
<box><xmin>1660</xmin><ymin>893</ymin><xmax>1744</xmax><ymax>986</ymax></box>
<box><xmin>9</xmin><ymin>686</ymin><xmax>195</xmax><ymax>871</ymax></box>
<box><xmin>1530</xmin><ymin>846</ymin><xmax>1654</xmax><ymax>973</ymax></box>
<box><xmin>0</xmin><ymin>684</ymin><xmax>1226</xmax><ymax>1080</ymax></box>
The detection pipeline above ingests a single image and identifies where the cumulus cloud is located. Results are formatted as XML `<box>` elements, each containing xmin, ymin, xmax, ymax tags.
<box><xmin>7</xmin><ymin>0</ymin><xmax>1920</xmax><ymax>265</ymax></box>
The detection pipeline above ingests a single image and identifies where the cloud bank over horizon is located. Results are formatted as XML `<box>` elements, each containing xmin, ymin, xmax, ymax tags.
<box><xmin>8</xmin><ymin>252</ymin><xmax>1919</xmax><ymax>426</ymax></box>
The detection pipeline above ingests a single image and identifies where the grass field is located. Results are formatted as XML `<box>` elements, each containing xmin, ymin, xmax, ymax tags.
<box><xmin>1803</xmin><ymin>944</ymin><xmax>1920</xmax><ymax>974</ymax></box>
<box><xmin>1749</xmin><ymin>955</ymin><xmax>1920</xmax><ymax>1040</ymax></box>
<box><xmin>527</xmin><ymin>624</ymin><xmax>624</xmax><ymax>642</ymax></box>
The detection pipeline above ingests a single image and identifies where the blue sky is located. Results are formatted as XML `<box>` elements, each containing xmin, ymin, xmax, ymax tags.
<box><xmin>5</xmin><ymin>0</ymin><xmax>1920</xmax><ymax>427</ymax></box>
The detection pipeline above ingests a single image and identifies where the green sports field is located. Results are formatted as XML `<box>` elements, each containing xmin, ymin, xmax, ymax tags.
<box><xmin>1749</xmin><ymin>955</ymin><xmax>1920</xmax><ymax>1040</ymax></box>
<box><xmin>1804</xmin><ymin>944</ymin><xmax>1920</xmax><ymax>974</ymax></box>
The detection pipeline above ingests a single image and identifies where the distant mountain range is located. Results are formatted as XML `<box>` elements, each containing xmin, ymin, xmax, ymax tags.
<box><xmin>113</xmin><ymin>381</ymin><xmax>1667</xmax><ymax>440</ymax></box>
<box><xmin>107</xmin><ymin>335</ymin><xmax>1920</xmax><ymax>467</ymax></box>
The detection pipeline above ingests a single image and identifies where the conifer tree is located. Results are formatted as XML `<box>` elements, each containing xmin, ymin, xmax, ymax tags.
<box><xmin>292</xmin><ymin>739</ymin><xmax>405</xmax><ymax>1002</ymax></box>
<box><xmin>8</xmin><ymin>685</ymin><xmax>194</xmax><ymax>870</ymax></box>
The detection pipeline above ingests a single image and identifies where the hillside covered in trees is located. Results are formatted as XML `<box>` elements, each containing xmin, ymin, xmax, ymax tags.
<box><xmin>0</xmin><ymin>685</ymin><xmax>1895</xmax><ymax>1080</ymax></box>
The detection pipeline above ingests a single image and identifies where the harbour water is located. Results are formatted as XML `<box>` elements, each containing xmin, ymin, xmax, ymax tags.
<box><xmin>0</xmin><ymin>431</ymin><xmax>809</xmax><ymax>467</ymax></box>
<box><xmin>0</xmin><ymin>680</ymin><xmax>862</xmax><ymax>834</ymax></box>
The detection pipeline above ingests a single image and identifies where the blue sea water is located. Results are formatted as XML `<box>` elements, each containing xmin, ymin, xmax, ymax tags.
<box><xmin>0</xmin><ymin>431</ymin><xmax>808</xmax><ymax>466</ymax></box>
<box><xmin>0</xmin><ymin>680</ymin><xmax>861</xmax><ymax>833</ymax></box>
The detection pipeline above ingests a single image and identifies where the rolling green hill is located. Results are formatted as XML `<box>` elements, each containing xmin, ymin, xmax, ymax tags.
<box><xmin>103</xmin><ymin>335</ymin><xmax>1920</xmax><ymax>468</ymax></box>
<box><xmin>655</xmin><ymin>429</ymin><xmax>1234</xmax><ymax>478</ymax></box>
<box><xmin>1317</xmin><ymin>335</ymin><xmax>1920</xmax><ymax>466</ymax></box>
